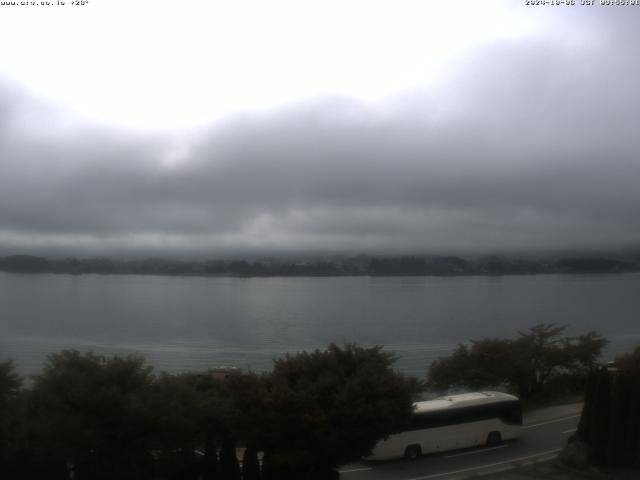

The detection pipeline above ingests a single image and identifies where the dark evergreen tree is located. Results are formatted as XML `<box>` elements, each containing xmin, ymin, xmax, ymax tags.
<box><xmin>577</xmin><ymin>346</ymin><xmax>640</xmax><ymax>467</ymax></box>
<box><xmin>0</xmin><ymin>360</ymin><xmax>21</xmax><ymax>465</ymax></box>
<box><xmin>202</xmin><ymin>432</ymin><xmax>219</xmax><ymax>480</ymax></box>
<box><xmin>241</xmin><ymin>442</ymin><xmax>261</xmax><ymax>480</ymax></box>
<box><xmin>219</xmin><ymin>434</ymin><xmax>241</xmax><ymax>480</ymax></box>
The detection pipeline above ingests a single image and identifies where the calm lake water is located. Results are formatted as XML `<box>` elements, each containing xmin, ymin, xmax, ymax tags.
<box><xmin>1</xmin><ymin>272</ymin><xmax>639</xmax><ymax>377</ymax></box>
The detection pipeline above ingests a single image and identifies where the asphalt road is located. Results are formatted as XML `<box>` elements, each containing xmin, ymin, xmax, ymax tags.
<box><xmin>338</xmin><ymin>405</ymin><xmax>583</xmax><ymax>480</ymax></box>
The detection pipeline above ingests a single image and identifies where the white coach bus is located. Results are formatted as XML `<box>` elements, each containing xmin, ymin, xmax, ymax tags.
<box><xmin>367</xmin><ymin>391</ymin><xmax>523</xmax><ymax>460</ymax></box>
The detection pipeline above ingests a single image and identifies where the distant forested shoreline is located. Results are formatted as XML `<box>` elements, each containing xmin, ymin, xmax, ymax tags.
<box><xmin>1</xmin><ymin>253</ymin><xmax>639</xmax><ymax>277</ymax></box>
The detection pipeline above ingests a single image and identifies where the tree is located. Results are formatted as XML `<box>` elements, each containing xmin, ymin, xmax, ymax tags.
<box><xmin>0</xmin><ymin>359</ymin><xmax>21</xmax><ymax>400</ymax></box>
<box><xmin>427</xmin><ymin>324</ymin><xmax>608</xmax><ymax>400</ymax></box>
<box><xmin>612</xmin><ymin>345</ymin><xmax>640</xmax><ymax>372</ymax></box>
<box><xmin>218</xmin><ymin>434</ymin><xmax>241</xmax><ymax>480</ymax></box>
<box><xmin>0</xmin><ymin>360</ymin><xmax>23</xmax><ymax>471</ymax></box>
<box><xmin>147</xmin><ymin>372</ymin><xmax>205</xmax><ymax>480</ymax></box>
<box><xmin>202</xmin><ymin>431</ymin><xmax>219</xmax><ymax>480</ymax></box>
<box><xmin>514</xmin><ymin>324</ymin><xmax>607</xmax><ymax>399</ymax></box>
<box><xmin>428</xmin><ymin>339</ymin><xmax>518</xmax><ymax>392</ymax></box>
<box><xmin>212</xmin><ymin>373</ymin><xmax>267</xmax><ymax>447</ymax></box>
<box><xmin>30</xmin><ymin>350</ymin><xmax>156</xmax><ymax>480</ymax></box>
<box><xmin>576</xmin><ymin>346</ymin><xmax>640</xmax><ymax>467</ymax></box>
<box><xmin>1</xmin><ymin>343</ymin><xmax>421</xmax><ymax>479</ymax></box>
<box><xmin>241</xmin><ymin>442</ymin><xmax>261</xmax><ymax>480</ymax></box>
<box><xmin>260</xmin><ymin>344</ymin><xmax>418</xmax><ymax>479</ymax></box>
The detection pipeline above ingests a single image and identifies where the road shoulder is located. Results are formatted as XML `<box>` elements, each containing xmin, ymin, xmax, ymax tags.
<box><xmin>475</xmin><ymin>458</ymin><xmax>640</xmax><ymax>480</ymax></box>
<box><xmin>523</xmin><ymin>402</ymin><xmax>583</xmax><ymax>426</ymax></box>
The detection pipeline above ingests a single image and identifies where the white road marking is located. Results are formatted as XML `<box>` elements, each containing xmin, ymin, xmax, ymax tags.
<box><xmin>406</xmin><ymin>448</ymin><xmax>562</xmax><ymax>480</ymax></box>
<box><xmin>562</xmin><ymin>428</ymin><xmax>577</xmax><ymax>435</ymax></box>
<box><xmin>523</xmin><ymin>414</ymin><xmax>581</xmax><ymax>429</ymax></box>
<box><xmin>339</xmin><ymin>466</ymin><xmax>373</xmax><ymax>474</ymax></box>
<box><xmin>444</xmin><ymin>444</ymin><xmax>509</xmax><ymax>458</ymax></box>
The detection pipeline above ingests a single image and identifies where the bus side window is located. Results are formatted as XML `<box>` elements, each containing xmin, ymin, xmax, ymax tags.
<box><xmin>411</xmin><ymin>413</ymin><xmax>431</xmax><ymax>430</ymax></box>
<box><xmin>500</xmin><ymin>404</ymin><xmax>523</xmax><ymax>425</ymax></box>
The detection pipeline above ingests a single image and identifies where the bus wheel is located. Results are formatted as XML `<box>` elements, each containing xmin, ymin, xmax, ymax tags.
<box><xmin>404</xmin><ymin>445</ymin><xmax>422</xmax><ymax>460</ymax></box>
<box><xmin>487</xmin><ymin>432</ymin><xmax>502</xmax><ymax>446</ymax></box>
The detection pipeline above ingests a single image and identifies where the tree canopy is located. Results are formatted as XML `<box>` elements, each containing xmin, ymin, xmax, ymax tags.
<box><xmin>576</xmin><ymin>346</ymin><xmax>640</xmax><ymax>467</ymax></box>
<box><xmin>427</xmin><ymin>323</ymin><xmax>607</xmax><ymax>401</ymax></box>
<box><xmin>0</xmin><ymin>360</ymin><xmax>23</xmax><ymax>472</ymax></box>
<box><xmin>1</xmin><ymin>344</ymin><xmax>417</xmax><ymax>480</ymax></box>
<box><xmin>29</xmin><ymin>351</ymin><xmax>156</xmax><ymax>480</ymax></box>
<box><xmin>260</xmin><ymin>344</ymin><xmax>418</xmax><ymax>478</ymax></box>
<box><xmin>0</xmin><ymin>359</ymin><xmax>21</xmax><ymax>401</ymax></box>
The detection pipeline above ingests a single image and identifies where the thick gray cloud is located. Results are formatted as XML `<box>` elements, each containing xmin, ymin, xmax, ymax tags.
<box><xmin>1</xmin><ymin>8</ymin><xmax>640</xmax><ymax>256</ymax></box>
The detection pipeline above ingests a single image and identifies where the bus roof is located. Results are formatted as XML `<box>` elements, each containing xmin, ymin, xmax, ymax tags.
<box><xmin>413</xmin><ymin>391</ymin><xmax>519</xmax><ymax>413</ymax></box>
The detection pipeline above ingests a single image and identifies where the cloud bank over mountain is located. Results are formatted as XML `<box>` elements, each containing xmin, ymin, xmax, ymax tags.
<box><xmin>1</xmin><ymin>5</ymin><xmax>639</xmax><ymax>256</ymax></box>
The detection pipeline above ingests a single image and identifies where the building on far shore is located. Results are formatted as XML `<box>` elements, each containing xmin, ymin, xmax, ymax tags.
<box><xmin>209</xmin><ymin>367</ymin><xmax>243</xmax><ymax>380</ymax></box>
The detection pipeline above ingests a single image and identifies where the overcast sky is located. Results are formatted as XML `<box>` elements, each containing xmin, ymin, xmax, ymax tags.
<box><xmin>1</xmin><ymin>1</ymin><xmax>639</xmax><ymax>257</ymax></box>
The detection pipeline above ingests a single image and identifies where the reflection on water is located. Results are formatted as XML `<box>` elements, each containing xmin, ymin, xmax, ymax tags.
<box><xmin>1</xmin><ymin>272</ymin><xmax>639</xmax><ymax>376</ymax></box>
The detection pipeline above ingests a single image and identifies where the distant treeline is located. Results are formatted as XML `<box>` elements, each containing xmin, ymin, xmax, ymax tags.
<box><xmin>1</xmin><ymin>253</ymin><xmax>639</xmax><ymax>277</ymax></box>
